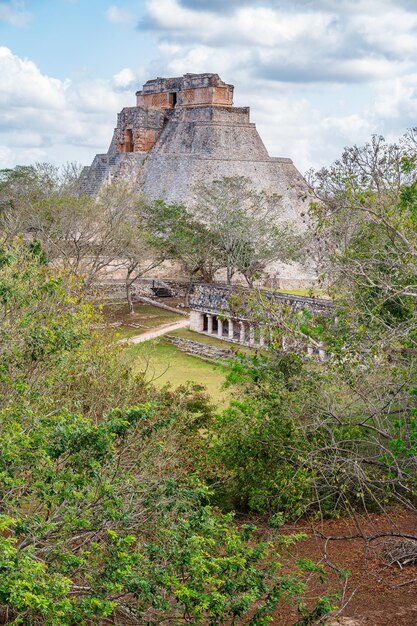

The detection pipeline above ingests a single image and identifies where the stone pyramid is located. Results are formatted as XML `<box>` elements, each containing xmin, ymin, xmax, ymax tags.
<box><xmin>81</xmin><ymin>73</ymin><xmax>315</xmax><ymax>286</ymax></box>
<box><xmin>81</xmin><ymin>73</ymin><xmax>310</xmax><ymax>222</ymax></box>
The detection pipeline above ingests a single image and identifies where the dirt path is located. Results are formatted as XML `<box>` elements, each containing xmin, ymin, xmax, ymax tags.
<box><xmin>120</xmin><ymin>318</ymin><xmax>190</xmax><ymax>344</ymax></box>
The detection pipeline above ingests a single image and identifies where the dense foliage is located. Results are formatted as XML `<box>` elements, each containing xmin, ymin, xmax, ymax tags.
<box><xmin>0</xmin><ymin>239</ymin><xmax>333</xmax><ymax>625</ymax></box>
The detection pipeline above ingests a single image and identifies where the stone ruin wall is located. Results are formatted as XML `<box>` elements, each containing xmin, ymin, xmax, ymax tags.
<box><xmin>136</xmin><ymin>85</ymin><xmax>232</xmax><ymax>109</ymax></box>
<box><xmin>188</xmin><ymin>283</ymin><xmax>332</xmax><ymax>358</ymax></box>
<box><xmin>164</xmin><ymin>334</ymin><xmax>236</xmax><ymax>363</ymax></box>
<box><xmin>168</xmin><ymin>105</ymin><xmax>250</xmax><ymax>125</ymax></box>
<box><xmin>115</xmin><ymin>106</ymin><xmax>172</xmax><ymax>154</ymax></box>
<box><xmin>136</xmin><ymin>73</ymin><xmax>234</xmax><ymax>109</ymax></box>
<box><xmin>114</xmin><ymin>73</ymin><xmax>236</xmax><ymax>155</ymax></box>
<box><xmin>189</xmin><ymin>283</ymin><xmax>333</xmax><ymax>319</ymax></box>
<box><xmin>94</xmin><ymin>277</ymin><xmax>189</xmax><ymax>301</ymax></box>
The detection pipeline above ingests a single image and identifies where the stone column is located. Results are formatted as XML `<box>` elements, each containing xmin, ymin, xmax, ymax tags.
<box><xmin>207</xmin><ymin>314</ymin><xmax>213</xmax><ymax>335</ymax></box>
<box><xmin>217</xmin><ymin>318</ymin><xmax>223</xmax><ymax>338</ymax></box>
<box><xmin>249</xmin><ymin>325</ymin><xmax>255</xmax><ymax>346</ymax></box>
<box><xmin>319</xmin><ymin>347</ymin><xmax>326</xmax><ymax>361</ymax></box>
<box><xmin>307</xmin><ymin>345</ymin><xmax>313</xmax><ymax>357</ymax></box>
<box><xmin>228</xmin><ymin>319</ymin><xmax>234</xmax><ymax>340</ymax></box>
<box><xmin>259</xmin><ymin>329</ymin><xmax>265</xmax><ymax>347</ymax></box>
<box><xmin>190</xmin><ymin>310</ymin><xmax>204</xmax><ymax>332</ymax></box>
<box><xmin>282</xmin><ymin>335</ymin><xmax>288</xmax><ymax>352</ymax></box>
<box><xmin>239</xmin><ymin>321</ymin><xmax>245</xmax><ymax>344</ymax></box>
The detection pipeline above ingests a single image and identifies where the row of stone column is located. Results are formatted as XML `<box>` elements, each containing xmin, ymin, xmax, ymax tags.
<box><xmin>205</xmin><ymin>313</ymin><xmax>266</xmax><ymax>347</ymax></box>
<box><xmin>191</xmin><ymin>310</ymin><xmax>327</xmax><ymax>359</ymax></box>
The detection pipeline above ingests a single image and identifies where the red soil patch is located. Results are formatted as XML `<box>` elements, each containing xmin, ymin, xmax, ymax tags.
<box><xmin>269</xmin><ymin>509</ymin><xmax>417</xmax><ymax>625</ymax></box>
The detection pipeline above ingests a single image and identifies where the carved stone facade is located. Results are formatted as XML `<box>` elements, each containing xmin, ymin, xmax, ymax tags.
<box><xmin>136</xmin><ymin>74</ymin><xmax>234</xmax><ymax>113</ymax></box>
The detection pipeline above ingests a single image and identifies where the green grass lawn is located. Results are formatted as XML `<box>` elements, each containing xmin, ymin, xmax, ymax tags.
<box><xmin>101</xmin><ymin>302</ymin><xmax>184</xmax><ymax>340</ymax></box>
<box><xmin>124</xmin><ymin>337</ymin><xmax>232</xmax><ymax>406</ymax></box>
<box><xmin>101</xmin><ymin>302</ymin><xmax>237</xmax><ymax>405</ymax></box>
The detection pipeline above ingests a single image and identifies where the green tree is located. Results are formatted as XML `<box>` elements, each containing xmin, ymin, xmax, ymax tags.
<box><xmin>146</xmin><ymin>200</ymin><xmax>226</xmax><ymax>284</ymax></box>
<box><xmin>0</xmin><ymin>238</ymin><xmax>95</xmax><ymax>407</ymax></box>
<box><xmin>0</xmin><ymin>165</ymin><xmax>149</xmax><ymax>289</ymax></box>
<box><xmin>194</xmin><ymin>177</ymin><xmax>306</xmax><ymax>286</ymax></box>
<box><xmin>208</xmin><ymin>352</ymin><xmax>317</xmax><ymax>517</ymax></box>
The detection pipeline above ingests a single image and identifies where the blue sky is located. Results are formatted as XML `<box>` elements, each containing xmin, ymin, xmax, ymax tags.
<box><xmin>1</xmin><ymin>0</ymin><xmax>417</xmax><ymax>173</ymax></box>
<box><xmin>0</xmin><ymin>1</ymin><xmax>154</xmax><ymax>78</ymax></box>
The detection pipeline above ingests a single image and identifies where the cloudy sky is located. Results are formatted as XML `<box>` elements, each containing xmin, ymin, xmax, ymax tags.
<box><xmin>1</xmin><ymin>0</ymin><xmax>417</xmax><ymax>173</ymax></box>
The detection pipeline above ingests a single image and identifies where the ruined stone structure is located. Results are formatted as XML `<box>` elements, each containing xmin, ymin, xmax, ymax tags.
<box><xmin>165</xmin><ymin>334</ymin><xmax>237</xmax><ymax>363</ymax></box>
<box><xmin>82</xmin><ymin>73</ymin><xmax>309</xmax><ymax>211</ymax></box>
<box><xmin>188</xmin><ymin>283</ymin><xmax>332</xmax><ymax>358</ymax></box>
<box><xmin>81</xmin><ymin>72</ymin><xmax>315</xmax><ymax>286</ymax></box>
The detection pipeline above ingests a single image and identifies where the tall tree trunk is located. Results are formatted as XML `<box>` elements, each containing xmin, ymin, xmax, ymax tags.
<box><xmin>244</xmin><ymin>274</ymin><xmax>254</xmax><ymax>288</ymax></box>
<box><xmin>126</xmin><ymin>271</ymin><xmax>134</xmax><ymax>314</ymax></box>
<box><xmin>226</xmin><ymin>265</ymin><xmax>232</xmax><ymax>285</ymax></box>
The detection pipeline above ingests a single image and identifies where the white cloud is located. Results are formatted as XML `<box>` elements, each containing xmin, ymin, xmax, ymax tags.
<box><xmin>0</xmin><ymin>47</ymin><xmax>138</xmax><ymax>167</ymax></box>
<box><xmin>113</xmin><ymin>67</ymin><xmax>136</xmax><ymax>88</ymax></box>
<box><xmin>235</xmin><ymin>85</ymin><xmax>375</xmax><ymax>173</ymax></box>
<box><xmin>0</xmin><ymin>144</ymin><xmax>47</xmax><ymax>169</ymax></box>
<box><xmin>157</xmin><ymin>42</ymin><xmax>248</xmax><ymax>78</ymax></box>
<box><xmin>373</xmin><ymin>74</ymin><xmax>417</xmax><ymax>133</ymax></box>
<box><xmin>351</xmin><ymin>6</ymin><xmax>417</xmax><ymax>58</ymax></box>
<box><xmin>0</xmin><ymin>1</ymin><xmax>31</xmax><ymax>27</ymax></box>
<box><xmin>0</xmin><ymin>47</ymin><xmax>68</xmax><ymax>110</ymax></box>
<box><xmin>0</xmin><ymin>145</ymin><xmax>13</xmax><ymax>168</ymax></box>
<box><xmin>143</xmin><ymin>0</ymin><xmax>417</xmax><ymax>85</ymax></box>
<box><xmin>146</xmin><ymin>0</ymin><xmax>334</xmax><ymax>49</ymax></box>
<box><xmin>146</xmin><ymin>0</ymin><xmax>213</xmax><ymax>31</ymax></box>
<box><xmin>7</xmin><ymin>131</ymin><xmax>43</xmax><ymax>148</ymax></box>
<box><xmin>105</xmin><ymin>5</ymin><xmax>134</xmax><ymax>24</ymax></box>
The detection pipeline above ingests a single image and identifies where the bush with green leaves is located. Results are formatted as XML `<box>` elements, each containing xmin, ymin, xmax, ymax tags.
<box><xmin>0</xmin><ymin>403</ymin><xmax>337</xmax><ymax>625</ymax></box>
<box><xmin>208</xmin><ymin>348</ymin><xmax>417</xmax><ymax>521</ymax></box>
<box><xmin>0</xmin><ymin>239</ymin><xmax>336</xmax><ymax>624</ymax></box>
<box><xmin>206</xmin><ymin>353</ymin><xmax>314</xmax><ymax>517</ymax></box>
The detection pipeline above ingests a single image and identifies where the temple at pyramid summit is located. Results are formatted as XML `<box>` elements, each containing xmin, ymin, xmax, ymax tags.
<box><xmin>81</xmin><ymin>73</ymin><xmax>311</xmax><ymax>229</ymax></box>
